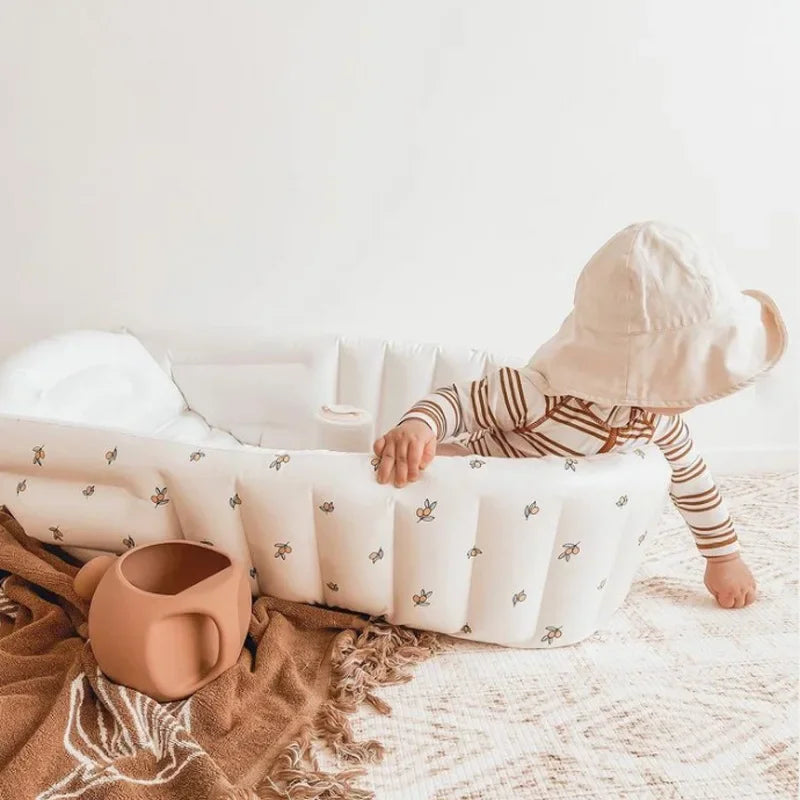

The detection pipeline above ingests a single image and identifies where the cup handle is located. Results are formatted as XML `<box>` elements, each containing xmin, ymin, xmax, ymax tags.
<box><xmin>147</xmin><ymin>605</ymin><xmax>239</xmax><ymax>701</ymax></box>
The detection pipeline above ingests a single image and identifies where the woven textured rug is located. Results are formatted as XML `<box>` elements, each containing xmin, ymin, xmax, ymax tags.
<box><xmin>320</xmin><ymin>473</ymin><xmax>799</xmax><ymax>799</ymax></box>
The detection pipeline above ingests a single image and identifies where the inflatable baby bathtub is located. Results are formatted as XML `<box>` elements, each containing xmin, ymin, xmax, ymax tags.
<box><xmin>0</xmin><ymin>330</ymin><xmax>671</xmax><ymax>648</ymax></box>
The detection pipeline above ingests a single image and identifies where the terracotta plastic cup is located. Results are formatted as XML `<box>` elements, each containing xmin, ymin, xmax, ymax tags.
<box><xmin>75</xmin><ymin>540</ymin><xmax>251</xmax><ymax>701</ymax></box>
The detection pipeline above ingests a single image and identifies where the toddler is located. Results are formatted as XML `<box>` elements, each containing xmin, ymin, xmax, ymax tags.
<box><xmin>373</xmin><ymin>221</ymin><xmax>788</xmax><ymax>610</ymax></box>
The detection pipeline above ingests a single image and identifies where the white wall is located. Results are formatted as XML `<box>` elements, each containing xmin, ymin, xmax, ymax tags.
<box><xmin>1</xmin><ymin>1</ymin><xmax>798</xmax><ymax>468</ymax></box>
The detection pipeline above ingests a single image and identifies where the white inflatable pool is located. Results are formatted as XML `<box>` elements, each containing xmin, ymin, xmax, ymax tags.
<box><xmin>0</xmin><ymin>330</ymin><xmax>670</xmax><ymax>648</ymax></box>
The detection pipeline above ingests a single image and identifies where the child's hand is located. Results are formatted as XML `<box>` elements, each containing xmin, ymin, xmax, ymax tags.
<box><xmin>704</xmin><ymin>553</ymin><xmax>757</xmax><ymax>608</ymax></box>
<box><xmin>373</xmin><ymin>420</ymin><xmax>437</xmax><ymax>487</ymax></box>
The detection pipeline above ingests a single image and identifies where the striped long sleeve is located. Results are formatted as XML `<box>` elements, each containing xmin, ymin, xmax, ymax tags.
<box><xmin>398</xmin><ymin>368</ymin><xmax>739</xmax><ymax>559</ymax></box>
<box><xmin>399</xmin><ymin>368</ymin><xmax>549</xmax><ymax>456</ymax></box>
<box><xmin>652</xmin><ymin>415</ymin><xmax>739</xmax><ymax>559</ymax></box>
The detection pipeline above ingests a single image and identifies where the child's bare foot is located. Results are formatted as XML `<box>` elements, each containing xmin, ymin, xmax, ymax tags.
<box><xmin>704</xmin><ymin>553</ymin><xmax>757</xmax><ymax>608</ymax></box>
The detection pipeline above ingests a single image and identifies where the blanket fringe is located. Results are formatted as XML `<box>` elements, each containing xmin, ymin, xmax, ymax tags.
<box><xmin>212</xmin><ymin>787</ymin><xmax>262</xmax><ymax>800</ymax></box>
<box><xmin>258</xmin><ymin>619</ymin><xmax>440</xmax><ymax>800</ymax></box>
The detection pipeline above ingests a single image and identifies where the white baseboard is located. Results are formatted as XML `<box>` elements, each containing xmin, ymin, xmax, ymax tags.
<box><xmin>702</xmin><ymin>447</ymin><xmax>798</xmax><ymax>475</ymax></box>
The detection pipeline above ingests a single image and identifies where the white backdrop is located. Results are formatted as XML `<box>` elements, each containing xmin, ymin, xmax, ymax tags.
<box><xmin>1</xmin><ymin>1</ymin><xmax>798</xmax><ymax>469</ymax></box>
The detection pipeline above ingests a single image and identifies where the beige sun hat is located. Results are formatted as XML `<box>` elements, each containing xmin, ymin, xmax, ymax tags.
<box><xmin>526</xmin><ymin>221</ymin><xmax>788</xmax><ymax>407</ymax></box>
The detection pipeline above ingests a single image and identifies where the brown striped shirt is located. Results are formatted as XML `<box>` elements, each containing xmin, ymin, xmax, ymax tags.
<box><xmin>400</xmin><ymin>367</ymin><xmax>738</xmax><ymax>559</ymax></box>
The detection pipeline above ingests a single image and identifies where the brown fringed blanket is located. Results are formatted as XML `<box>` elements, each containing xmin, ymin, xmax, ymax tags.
<box><xmin>0</xmin><ymin>509</ymin><xmax>438</xmax><ymax>799</ymax></box>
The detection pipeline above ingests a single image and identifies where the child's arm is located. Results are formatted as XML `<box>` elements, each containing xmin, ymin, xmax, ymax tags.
<box><xmin>373</xmin><ymin>367</ymin><xmax>548</xmax><ymax>485</ymax></box>
<box><xmin>652</xmin><ymin>415</ymin><xmax>739</xmax><ymax>558</ymax></box>
<box><xmin>653</xmin><ymin>415</ymin><xmax>757</xmax><ymax>609</ymax></box>
<box><xmin>399</xmin><ymin>367</ymin><xmax>549</xmax><ymax>453</ymax></box>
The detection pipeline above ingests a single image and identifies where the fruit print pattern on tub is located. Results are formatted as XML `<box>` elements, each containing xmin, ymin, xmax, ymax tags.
<box><xmin>244</xmin><ymin>454</ymin><xmax>656</xmax><ymax>646</ymax></box>
<box><xmin>523</xmin><ymin>501</ymin><xmax>540</xmax><ymax>520</ymax></box>
<box><xmin>416</xmin><ymin>498</ymin><xmax>437</xmax><ymax>522</ymax></box>
<box><xmin>0</xmin><ymin>418</ymin><xmax>670</xmax><ymax>649</ymax></box>
<box><xmin>269</xmin><ymin>454</ymin><xmax>290</xmax><ymax>471</ymax></box>
<box><xmin>150</xmin><ymin>487</ymin><xmax>170</xmax><ymax>507</ymax></box>
<box><xmin>274</xmin><ymin>542</ymin><xmax>292</xmax><ymax>560</ymax></box>
<box><xmin>413</xmin><ymin>588</ymin><xmax>433</xmax><ymax>606</ymax></box>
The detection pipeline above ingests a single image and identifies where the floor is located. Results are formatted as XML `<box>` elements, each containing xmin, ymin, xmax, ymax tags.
<box><xmin>321</xmin><ymin>473</ymin><xmax>799</xmax><ymax>799</ymax></box>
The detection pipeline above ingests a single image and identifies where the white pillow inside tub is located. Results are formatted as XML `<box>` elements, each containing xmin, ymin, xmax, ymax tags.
<box><xmin>0</xmin><ymin>329</ymin><xmax>187</xmax><ymax>434</ymax></box>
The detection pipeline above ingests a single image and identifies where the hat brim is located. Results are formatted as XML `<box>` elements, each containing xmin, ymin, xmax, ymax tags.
<box><xmin>526</xmin><ymin>289</ymin><xmax>788</xmax><ymax>407</ymax></box>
